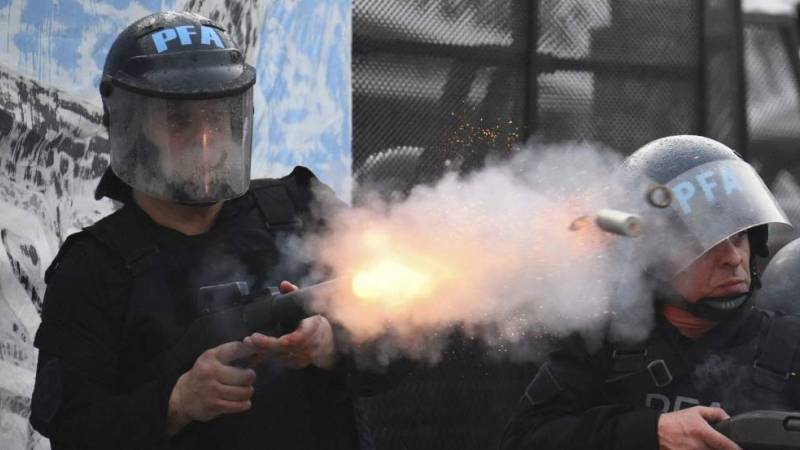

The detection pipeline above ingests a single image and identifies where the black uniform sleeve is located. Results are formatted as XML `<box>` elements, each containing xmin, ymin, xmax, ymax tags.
<box><xmin>500</xmin><ymin>335</ymin><xmax>661</xmax><ymax>450</ymax></box>
<box><xmin>31</xmin><ymin>234</ymin><xmax>183</xmax><ymax>450</ymax></box>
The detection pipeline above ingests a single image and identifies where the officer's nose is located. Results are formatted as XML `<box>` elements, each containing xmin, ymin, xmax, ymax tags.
<box><xmin>714</xmin><ymin>238</ymin><xmax>744</xmax><ymax>267</ymax></box>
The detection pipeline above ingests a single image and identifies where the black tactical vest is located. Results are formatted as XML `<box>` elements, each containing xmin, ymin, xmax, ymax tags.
<box><xmin>40</xmin><ymin>168</ymin><xmax>362</xmax><ymax>449</ymax></box>
<box><xmin>601</xmin><ymin>310</ymin><xmax>800</xmax><ymax>415</ymax></box>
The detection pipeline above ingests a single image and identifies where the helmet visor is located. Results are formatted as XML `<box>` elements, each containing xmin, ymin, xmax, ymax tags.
<box><xmin>108</xmin><ymin>87</ymin><xmax>253</xmax><ymax>203</ymax></box>
<box><xmin>654</xmin><ymin>159</ymin><xmax>791</xmax><ymax>271</ymax></box>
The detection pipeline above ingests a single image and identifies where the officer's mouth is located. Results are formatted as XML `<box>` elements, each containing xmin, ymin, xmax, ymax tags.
<box><xmin>713</xmin><ymin>279</ymin><xmax>749</xmax><ymax>295</ymax></box>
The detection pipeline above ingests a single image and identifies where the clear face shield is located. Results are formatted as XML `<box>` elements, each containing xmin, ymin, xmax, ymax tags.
<box><xmin>635</xmin><ymin>159</ymin><xmax>791</xmax><ymax>276</ymax></box>
<box><xmin>107</xmin><ymin>87</ymin><xmax>253</xmax><ymax>204</ymax></box>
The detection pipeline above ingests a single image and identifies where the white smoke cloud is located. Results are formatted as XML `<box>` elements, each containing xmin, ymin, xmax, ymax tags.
<box><xmin>298</xmin><ymin>141</ymin><xmax>659</xmax><ymax>363</ymax></box>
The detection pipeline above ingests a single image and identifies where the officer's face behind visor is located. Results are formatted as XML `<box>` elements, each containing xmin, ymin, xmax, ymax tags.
<box><xmin>671</xmin><ymin>231</ymin><xmax>752</xmax><ymax>303</ymax></box>
<box><xmin>108</xmin><ymin>87</ymin><xmax>253</xmax><ymax>204</ymax></box>
<box><xmin>636</xmin><ymin>159</ymin><xmax>790</xmax><ymax>278</ymax></box>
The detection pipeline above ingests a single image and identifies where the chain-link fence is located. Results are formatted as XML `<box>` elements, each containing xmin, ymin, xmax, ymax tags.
<box><xmin>745</xmin><ymin>15</ymin><xmax>800</xmax><ymax>160</ymax></box>
<box><xmin>353</xmin><ymin>1</ymin><xmax>750</xmax><ymax>449</ymax></box>
<box><xmin>353</xmin><ymin>0</ymin><xmax>530</xmax><ymax>201</ymax></box>
<box><xmin>353</xmin><ymin>0</ymin><xmax>747</xmax><ymax>203</ymax></box>
<box><xmin>744</xmin><ymin>13</ymin><xmax>800</xmax><ymax>249</ymax></box>
<box><xmin>535</xmin><ymin>0</ymin><xmax>703</xmax><ymax>153</ymax></box>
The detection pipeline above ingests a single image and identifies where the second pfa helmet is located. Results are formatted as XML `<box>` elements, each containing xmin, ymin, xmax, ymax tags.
<box><xmin>622</xmin><ymin>135</ymin><xmax>791</xmax><ymax>320</ymax></box>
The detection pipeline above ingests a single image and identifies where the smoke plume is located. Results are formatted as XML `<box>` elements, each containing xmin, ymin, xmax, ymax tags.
<box><xmin>300</xmin><ymin>142</ymin><xmax>659</xmax><ymax>362</ymax></box>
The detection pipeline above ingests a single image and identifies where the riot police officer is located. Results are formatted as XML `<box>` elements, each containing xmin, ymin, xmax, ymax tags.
<box><xmin>501</xmin><ymin>135</ymin><xmax>799</xmax><ymax>450</ymax></box>
<box><xmin>30</xmin><ymin>11</ymin><xmax>391</xmax><ymax>450</ymax></box>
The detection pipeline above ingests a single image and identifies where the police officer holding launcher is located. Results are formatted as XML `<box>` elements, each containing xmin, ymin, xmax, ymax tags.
<box><xmin>30</xmin><ymin>11</ymin><xmax>389</xmax><ymax>450</ymax></box>
<box><xmin>501</xmin><ymin>135</ymin><xmax>800</xmax><ymax>450</ymax></box>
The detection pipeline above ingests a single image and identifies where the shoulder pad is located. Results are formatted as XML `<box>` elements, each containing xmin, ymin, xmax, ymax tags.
<box><xmin>249</xmin><ymin>166</ymin><xmax>317</xmax><ymax>189</ymax></box>
<box><xmin>249</xmin><ymin>167</ymin><xmax>344</xmax><ymax>231</ymax></box>
<box><xmin>44</xmin><ymin>231</ymin><xmax>95</xmax><ymax>284</ymax></box>
<box><xmin>44</xmin><ymin>207</ymin><xmax>137</xmax><ymax>283</ymax></box>
<box><xmin>248</xmin><ymin>177</ymin><xmax>284</xmax><ymax>190</ymax></box>
<box><xmin>82</xmin><ymin>207</ymin><xmax>134</xmax><ymax>252</ymax></box>
<box><xmin>286</xmin><ymin>166</ymin><xmax>345</xmax><ymax>211</ymax></box>
<box><xmin>285</xmin><ymin>166</ymin><xmax>318</xmax><ymax>187</ymax></box>
<box><xmin>83</xmin><ymin>207</ymin><xmax>158</xmax><ymax>276</ymax></box>
<box><xmin>250</xmin><ymin>166</ymin><xmax>322</xmax><ymax>209</ymax></box>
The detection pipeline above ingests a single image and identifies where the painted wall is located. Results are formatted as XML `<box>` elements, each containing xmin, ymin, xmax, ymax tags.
<box><xmin>0</xmin><ymin>1</ymin><xmax>351</xmax><ymax>448</ymax></box>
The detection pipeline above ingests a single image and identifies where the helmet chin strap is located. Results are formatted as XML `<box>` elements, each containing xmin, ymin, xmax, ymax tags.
<box><xmin>655</xmin><ymin>283</ymin><xmax>752</xmax><ymax>322</ymax></box>
<box><xmin>651</xmin><ymin>257</ymin><xmax>759</xmax><ymax>323</ymax></box>
<box><xmin>670</xmin><ymin>292</ymin><xmax>752</xmax><ymax>322</ymax></box>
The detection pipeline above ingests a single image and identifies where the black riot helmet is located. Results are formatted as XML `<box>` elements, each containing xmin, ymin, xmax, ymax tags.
<box><xmin>754</xmin><ymin>238</ymin><xmax>800</xmax><ymax>314</ymax></box>
<box><xmin>97</xmin><ymin>11</ymin><xmax>256</xmax><ymax>205</ymax></box>
<box><xmin>622</xmin><ymin>135</ymin><xmax>791</xmax><ymax>320</ymax></box>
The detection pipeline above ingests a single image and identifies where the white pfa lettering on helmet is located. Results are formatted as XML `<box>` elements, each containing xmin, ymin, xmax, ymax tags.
<box><xmin>671</xmin><ymin>165</ymin><xmax>744</xmax><ymax>215</ymax></box>
<box><xmin>660</xmin><ymin>158</ymin><xmax>789</xmax><ymax>265</ymax></box>
<box><xmin>151</xmin><ymin>25</ymin><xmax>225</xmax><ymax>53</ymax></box>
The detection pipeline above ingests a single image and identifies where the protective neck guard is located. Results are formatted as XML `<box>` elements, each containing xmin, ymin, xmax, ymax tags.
<box><xmin>652</xmin><ymin>278</ymin><xmax>754</xmax><ymax>322</ymax></box>
<box><xmin>649</xmin><ymin>255</ymin><xmax>760</xmax><ymax>322</ymax></box>
<box><xmin>671</xmin><ymin>292</ymin><xmax>752</xmax><ymax>322</ymax></box>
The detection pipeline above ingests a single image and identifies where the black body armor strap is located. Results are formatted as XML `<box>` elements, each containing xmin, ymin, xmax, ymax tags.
<box><xmin>605</xmin><ymin>338</ymin><xmax>688</xmax><ymax>392</ymax></box>
<box><xmin>249</xmin><ymin>180</ymin><xmax>303</xmax><ymax>232</ymax></box>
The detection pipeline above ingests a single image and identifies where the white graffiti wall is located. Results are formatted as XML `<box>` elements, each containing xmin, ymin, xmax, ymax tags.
<box><xmin>0</xmin><ymin>0</ymin><xmax>351</xmax><ymax>448</ymax></box>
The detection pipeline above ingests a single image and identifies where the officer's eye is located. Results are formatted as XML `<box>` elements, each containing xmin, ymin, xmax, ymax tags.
<box><xmin>729</xmin><ymin>231</ymin><xmax>748</xmax><ymax>247</ymax></box>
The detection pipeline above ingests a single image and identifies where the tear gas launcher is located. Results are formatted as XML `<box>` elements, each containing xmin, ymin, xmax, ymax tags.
<box><xmin>156</xmin><ymin>279</ymin><xmax>342</xmax><ymax>374</ymax></box>
<box><xmin>713</xmin><ymin>410</ymin><xmax>800</xmax><ymax>450</ymax></box>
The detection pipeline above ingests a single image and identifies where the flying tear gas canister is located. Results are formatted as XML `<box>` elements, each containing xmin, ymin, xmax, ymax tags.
<box><xmin>568</xmin><ymin>209</ymin><xmax>642</xmax><ymax>237</ymax></box>
<box><xmin>594</xmin><ymin>209</ymin><xmax>642</xmax><ymax>237</ymax></box>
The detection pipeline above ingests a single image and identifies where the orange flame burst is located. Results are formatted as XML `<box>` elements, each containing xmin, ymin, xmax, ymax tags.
<box><xmin>352</xmin><ymin>260</ymin><xmax>433</xmax><ymax>307</ymax></box>
<box><xmin>345</xmin><ymin>228</ymin><xmax>460</xmax><ymax>310</ymax></box>
<box><xmin>318</xmin><ymin>196</ymin><xmax>616</xmax><ymax>342</ymax></box>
